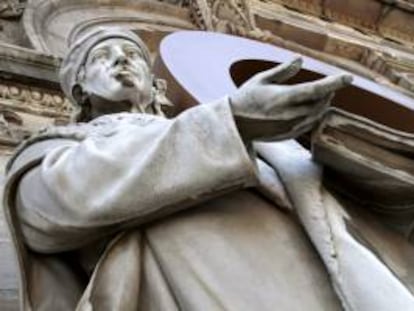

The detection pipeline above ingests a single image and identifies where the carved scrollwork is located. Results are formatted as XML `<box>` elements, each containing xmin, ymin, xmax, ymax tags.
<box><xmin>0</xmin><ymin>0</ymin><xmax>26</xmax><ymax>19</ymax></box>
<box><xmin>0</xmin><ymin>82</ymin><xmax>72</xmax><ymax>118</ymax></box>
<box><xmin>192</xmin><ymin>0</ymin><xmax>254</xmax><ymax>33</ymax></box>
<box><xmin>189</xmin><ymin>0</ymin><xmax>273</xmax><ymax>41</ymax></box>
<box><xmin>0</xmin><ymin>109</ymin><xmax>30</xmax><ymax>145</ymax></box>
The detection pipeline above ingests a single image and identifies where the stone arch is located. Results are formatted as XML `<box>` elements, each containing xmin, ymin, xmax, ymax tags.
<box><xmin>23</xmin><ymin>0</ymin><xmax>196</xmax><ymax>57</ymax></box>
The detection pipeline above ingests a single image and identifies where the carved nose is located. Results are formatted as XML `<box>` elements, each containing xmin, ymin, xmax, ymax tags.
<box><xmin>114</xmin><ymin>55</ymin><xmax>128</xmax><ymax>66</ymax></box>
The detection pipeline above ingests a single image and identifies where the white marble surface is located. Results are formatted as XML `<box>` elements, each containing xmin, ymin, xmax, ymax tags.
<box><xmin>0</xmin><ymin>208</ymin><xmax>18</xmax><ymax>311</ymax></box>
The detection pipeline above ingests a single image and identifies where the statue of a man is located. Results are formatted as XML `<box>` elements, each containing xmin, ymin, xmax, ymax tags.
<box><xmin>8</xmin><ymin>27</ymin><xmax>398</xmax><ymax>311</ymax></box>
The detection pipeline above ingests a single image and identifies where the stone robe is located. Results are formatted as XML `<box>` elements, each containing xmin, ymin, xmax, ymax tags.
<box><xmin>4</xmin><ymin>99</ymin><xmax>414</xmax><ymax>310</ymax></box>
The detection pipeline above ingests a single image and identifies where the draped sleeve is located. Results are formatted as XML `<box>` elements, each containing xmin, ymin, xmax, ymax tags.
<box><xmin>10</xmin><ymin>99</ymin><xmax>257</xmax><ymax>252</ymax></box>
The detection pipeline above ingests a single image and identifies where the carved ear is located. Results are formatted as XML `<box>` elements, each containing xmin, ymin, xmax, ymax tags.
<box><xmin>77</xmin><ymin>66</ymin><xmax>86</xmax><ymax>82</ymax></box>
<box><xmin>72</xmin><ymin>84</ymin><xmax>86</xmax><ymax>106</ymax></box>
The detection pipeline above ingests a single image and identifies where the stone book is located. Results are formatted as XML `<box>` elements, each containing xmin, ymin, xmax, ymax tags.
<box><xmin>312</xmin><ymin>108</ymin><xmax>414</xmax><ymax>216</ymax></box>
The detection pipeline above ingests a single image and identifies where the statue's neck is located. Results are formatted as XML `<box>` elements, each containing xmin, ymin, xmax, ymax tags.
<box><xmin>89</xmin><ymin>94</ymin><xmax>134</xmax><ymax>119</ymax></box>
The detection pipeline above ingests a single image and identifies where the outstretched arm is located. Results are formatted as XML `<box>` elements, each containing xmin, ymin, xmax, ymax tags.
<box><xmin>11</xmin><ymin>58</ymin><xmax>352</xmax><ymax>253</ymax></box>
<box><xmin>230</xmin><ymin>58</ymin><xmax>352</xmax><ymax>141</ymax></box>
<box><xmin>12</xmin><ymin>100</ymin><xmax>257</xmax><ymax>253</ymax></box>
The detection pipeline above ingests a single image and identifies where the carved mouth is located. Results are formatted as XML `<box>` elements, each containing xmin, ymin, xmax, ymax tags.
<box><xmin>112</xmin><ymin>67</ymin><xmax>139</xmax><ymax>87</ymax></box>
<box><xmin>114</xmin><ymin>70</ymin><xmax>133</xmax><ymax>77</ymax></box>
<box><xmin>112</xmin><ymin>65</ymin><xmax>137</xmax><ymax>74</ymax></box>
<box><xmin>114</xmin><ymin>72</ymin><xmax>136</xmax><ymax>87</ymax></box>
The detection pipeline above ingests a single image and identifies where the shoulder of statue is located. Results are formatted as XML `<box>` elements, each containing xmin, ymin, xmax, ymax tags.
<box><xmin>5</xmin><ymin>122</ymin><xmax>93</xmax><ymax>174</ymax></box>
<box><xmin>6</xmin><ymin>112</ymin><xmax>163</xmax><ymax>174</ymax></box>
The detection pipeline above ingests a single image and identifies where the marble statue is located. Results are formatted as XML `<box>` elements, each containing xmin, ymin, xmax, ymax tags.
<box><xmin>4</xmin><ymin>27</ymin><xmax>414</xmax><ymax>311</ymax></box>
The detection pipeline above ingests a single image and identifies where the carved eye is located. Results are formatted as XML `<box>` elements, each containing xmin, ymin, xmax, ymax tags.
<box><xmin>125</xmin><ymin>48</ymin><xmax>141</xmax><ymax>59</ymax></box>
<box><xmin>91</xmin><ymin>50</ymin><xmax>109</xmax><ymax>62</ymax></box>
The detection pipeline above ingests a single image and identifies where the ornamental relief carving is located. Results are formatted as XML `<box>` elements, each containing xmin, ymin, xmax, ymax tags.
<box><xmin>190</xmin><ymin>0</ymin><xmax>250</xmax><ymax>33</ymax></box>
<box><xmin>189</xmin><ymin>0</ymin><xmax>273</xmax><ymax>41</ymax></box>
<box><xmin>0</xmin><ymin>82</ymin><xmax>72</xmax><ymax>118</ymax></box>
<box><xmin>0</xmin><ymin>0</ymin><xmax>26</xmax><ymax>19</ymax></box>
<box><xmin>260</xmin><ymin>0</ymin><xmax>414</xmax><ymax>45</ymax></box>
<box><xmin>0</xmin><ymin>82</ymin><xmax>72</xmax><ymax>146</ymax></box>
<box><xmin>0</xmin><ymin>109</ymin><xmax>30</xmax><ymax>146</ymax></box>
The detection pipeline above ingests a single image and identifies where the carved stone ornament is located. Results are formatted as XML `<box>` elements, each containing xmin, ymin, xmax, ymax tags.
<box><xmin>262</xmin><ymin>0</ymin><xmax>414</xmax><ymax>46</ymax></box>
<box><xmin>23</xmin><ymin>0</ymin><xmax>195</xmax><ymax>56</ymax></box>
<box><xmin>0</xmin><ymin>109</ymin><xmax>30</xmax><ymax>145</ymax></box>
<box><xmin>189</xmin><ymin>0</ymin><xmax>272</xmax><ymax>40</ymax></box>
<box><xmin>0</xmin><ymin>0</ymin><xmax>26</xmax><ymax>19</ymax></box>
<box><xmin>0</xmin><ymin>81</ymin><xmax>72</xmax><ymax>118</ymax></box>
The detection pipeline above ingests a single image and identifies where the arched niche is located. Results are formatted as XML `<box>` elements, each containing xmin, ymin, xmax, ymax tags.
<box><xmin>23</xmin><ymin>0</ymin><xmax>195</xmax><ymax>57</ymax></box>
<box><xmin>155</xmin><ymin>31</ymin><xmax>414</xmax><ymax>133</ymax></box>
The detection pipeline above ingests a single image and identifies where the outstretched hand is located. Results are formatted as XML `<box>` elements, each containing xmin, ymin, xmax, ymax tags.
<box><xmin>230</xmin><ymin>57</ymin><xmax>353</xmax><ymax>141</ymax></box>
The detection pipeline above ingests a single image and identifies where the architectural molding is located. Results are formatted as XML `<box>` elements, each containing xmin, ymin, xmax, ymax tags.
<box><xmin>0</xmin><ymin>0</ymin><xmax>26</xmax><ymax>19</ymax></box>
<box><xmin>252</xmin><ymin>0</ymin><xmax>414</xmax><ymax>96</ymax></box>
<box><xmin>23</xmin><ymin>0</ymin><xmax>195</xmax><ymax>56</ymax></box>
<box><xmin>157</xmin><ymin>0</ymin><xmax>190</xmax><ymax>7</ymax></box>
<box><xmin>0</xmin><ymin>81</ymin><xmax>71</xmax><ymax>118</ymax></box>
<box><xmin>261</xmin><ymin>0</ymin><xmax>414</xmax><ymax>46</ymax></box>
<box><xmin>0</xmin><ymin>41</ymin><xmax>60</xmax><ymax>83</ymax></box>
<box><xmin>0</xmin><ymin>109</ymin><xmax>30</xmax><ymax>147</ymax></box>
<box><xmin>189</xmin><ymin>0</ymin><xmax>273</xmax><ymax>41</ymax></box>
<box><xmin>0</xmin><ymin>79</ymin><xmax>71</xmax><ymax>147</ymax></box>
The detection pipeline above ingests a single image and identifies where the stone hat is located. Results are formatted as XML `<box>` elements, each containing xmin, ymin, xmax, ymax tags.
<box><xmin>59</xmin><ymin>27</ymin><xmax>152</xmax><ymax>104</ymax></box>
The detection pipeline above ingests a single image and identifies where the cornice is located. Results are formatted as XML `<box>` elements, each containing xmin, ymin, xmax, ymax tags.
<box><xmin>380</xmin><ymin>0</ymin><xmax>414</xmax><ymax>12</ymax></box>
<box><xmin>0</xmin><ymin>42</ymin><xmax>60</xmax><ymax>84</ymax></box>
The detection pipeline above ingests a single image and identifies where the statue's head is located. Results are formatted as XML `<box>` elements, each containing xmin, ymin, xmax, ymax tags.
<box><xmin>60</xmin><ymin>27</ymin><xmax>170</xmax><ymax>121</ymax></box>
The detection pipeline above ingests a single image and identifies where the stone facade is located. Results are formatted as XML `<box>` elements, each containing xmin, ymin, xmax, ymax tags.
<box><xmin>0</xmin><ymin>0</ymin><xmax>411</xmax><ymax>160</ymax></box>
<box><xmin>1</xmin><ymin>1</ymin><xmax>414</xmax><ymax>309</ymax></box>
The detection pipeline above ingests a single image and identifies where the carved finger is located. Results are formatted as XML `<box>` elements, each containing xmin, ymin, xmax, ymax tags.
<box><xmin>273</xmin><ymin>111</ymin><xmax>323</xmax><ymax>141</ymax></box>
<box><xmin>290</xmin><ymin>74</ymin><xmax>352</xmax><ymax>103</ymax></box>
<box><xmin>265</xmin><ymin>91</ymin><xmax>332</xmax><ymax>120</ymax></box>
<box><xmin>253</xmin><ymin>99</ymin><xmax>327</xmax><ymax>141</ymax></box>
<box><xmin>252</xmin><ymin>115</ymin><xmax>306</xmax><ymax>142</ymax></box>
<box><xmin>260</xmin><ymin>118</ymin><xmax>314</xmax><ymax>141</ymax></box>
<box><xmin>265</xmin><ymin>104</ymin><xmax>316</xmax><ymax>120</ymax></box>
<box><xmin>255</xmin><ymin>57</ymin><xmax>303</xmax><ymax>84</ymax></box>
<box><xmin>288</xmin><ymin>122</ymin><xmax>315</xmax><ymax>140</ymax></box>
<box><xmin>265</xmin><ymin>94</ymin><xmax>332</xmax><ymax>140</ymax></box>
<box><xmin>292</xmin><ymin>93</ymin><xmax>333</xmax><ymax>131</ymax></box>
